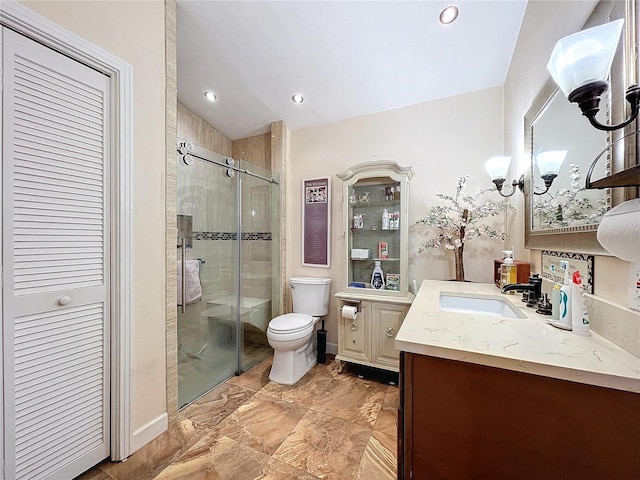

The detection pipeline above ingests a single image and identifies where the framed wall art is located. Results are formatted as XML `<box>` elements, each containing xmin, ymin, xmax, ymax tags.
<box><xmin>302</xmin><ymin>177</ymin><xmax>331</xmax><ymax>268</ymax></box>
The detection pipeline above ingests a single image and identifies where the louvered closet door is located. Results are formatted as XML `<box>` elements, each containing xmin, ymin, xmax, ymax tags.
<box><xmin>2</xmin><ymin>28</ymin><xmax>110</xmax><ymax>480</ymax></box>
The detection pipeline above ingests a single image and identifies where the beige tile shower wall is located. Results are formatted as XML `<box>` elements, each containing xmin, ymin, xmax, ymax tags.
<box><xmin>241</xmin><ymin>241</ymin><xmax>273</xmax><ymax>301</ymax></box>
<box><xmin>232</xmin><ymin>133</ymin><xmax>271</xmax><ymax>170</ymax></box>
<box><xmin>177</xmin><ymin>160</ymin><xmax>238</xmax><ymax>233</ymax></box>
<box><xmin>504</xmin><ymin>0</ymin><xmax>640</xmax><ymax>357</ymax></box>
<box><xmin>191</xmin><ymin>240</ymin><xmax>236</xmax><ymax>301</ymax></box>
<box><xmin>177</xmin><ymin>102</ymin><xmax>232</xmax><ymax>157</ymax></box>
<box><xmin>240</xmin><ymin>184</ymin><xmax>274</xmax><ymax>302</ymax></box>
<box><xmin>242</xmin><ymin>183</ymin><xmax>272</xmax><ymax>233</ymax></box>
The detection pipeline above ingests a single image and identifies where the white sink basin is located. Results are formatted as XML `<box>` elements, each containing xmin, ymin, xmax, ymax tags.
<box><xmin>439</xmin><ymin>292</ymin><xmax>527</xmax><ymax>319</ymax></box>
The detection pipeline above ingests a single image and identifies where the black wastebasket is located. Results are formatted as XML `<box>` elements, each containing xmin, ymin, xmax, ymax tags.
<box><xmin>317</xmin><ymin>328</ymin><xmax>327</xmax><ymax>364</ymax></box>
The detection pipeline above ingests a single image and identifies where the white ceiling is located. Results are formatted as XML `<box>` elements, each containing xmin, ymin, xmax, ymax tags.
<box><xmin>176</xmin><ymin>1</ymin><xmax>528</xmax><ymax>141</ymax></box>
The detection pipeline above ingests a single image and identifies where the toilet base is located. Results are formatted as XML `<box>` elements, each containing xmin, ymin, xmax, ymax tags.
<box><xmin>269</xmin><ymin>338</ymin><xmax>317</xmax><ymax>385</ymax></box>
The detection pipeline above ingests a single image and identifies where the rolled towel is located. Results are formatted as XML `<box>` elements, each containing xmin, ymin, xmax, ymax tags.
<box><xmin>177</xmin><ymin>259</ymin><xmax>203</xmax><ymax>305</ymax></box>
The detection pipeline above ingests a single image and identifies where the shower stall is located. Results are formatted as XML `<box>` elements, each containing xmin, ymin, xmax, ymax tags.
<box><xmin>176</xmin><ymin>140</ymin><xmax>280</xmax><ymax>408</ymax></box>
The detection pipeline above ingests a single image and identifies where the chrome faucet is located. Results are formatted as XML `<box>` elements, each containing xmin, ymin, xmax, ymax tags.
<box><xmin>500</xmin><ymin>274</ymin><xmax>542</xmax><ymax>307</ymax></box>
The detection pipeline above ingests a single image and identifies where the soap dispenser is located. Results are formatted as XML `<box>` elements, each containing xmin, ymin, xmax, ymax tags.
<box><xmin>500</xmin><ymin>251</ymin><xmax>517</xmax><ymax>290</ymax></box>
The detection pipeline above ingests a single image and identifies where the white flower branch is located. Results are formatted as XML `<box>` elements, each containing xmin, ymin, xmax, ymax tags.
<box><xmin>414</xmin><ymin>175</ymin><xmax>514</xmax><ymax>255</ymax></box>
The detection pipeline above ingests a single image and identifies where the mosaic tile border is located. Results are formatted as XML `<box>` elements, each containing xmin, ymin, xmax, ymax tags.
<box><xmin>193</xmin><ymin>232</ymin><xmax>272</xmax><ymax>241</ymax></box>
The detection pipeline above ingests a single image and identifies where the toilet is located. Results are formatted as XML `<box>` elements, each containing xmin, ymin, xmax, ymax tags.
<box><xmin>267</xmin><ymin>276</ymin><xmax>331</xmax><ymax>385</ymax></box>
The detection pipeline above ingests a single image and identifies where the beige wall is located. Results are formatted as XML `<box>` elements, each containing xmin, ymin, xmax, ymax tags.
<box><xmin>504</xmin><ymin>0</ymin><xmax>640</xmax><ymax>353</ymax></box>
<box><xmin>290</xmin><ymin>87</ymin><xmax>506</xmax><ymax>346</ymax></box>
<box><xmin>20</xmin><ymin>0</ymin><xmax>168</xmax><ymax>433</ymax></box>
<box><xmin>504</xmin><ymin>0</ymin><xmax>597</xmax><ymax>266</ymax></box>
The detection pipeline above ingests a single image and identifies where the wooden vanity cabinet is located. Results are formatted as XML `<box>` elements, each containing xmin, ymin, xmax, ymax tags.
<box><xmin>399</xmin><ymin>352</ymin><xmax>640</xmax><ymax>479</ymax></box>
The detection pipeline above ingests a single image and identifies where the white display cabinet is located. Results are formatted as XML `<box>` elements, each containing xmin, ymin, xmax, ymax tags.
<box><xmin>335</xmin><ymin>161</ymin><xmax>414</xmax><ymax>372</ymax></box>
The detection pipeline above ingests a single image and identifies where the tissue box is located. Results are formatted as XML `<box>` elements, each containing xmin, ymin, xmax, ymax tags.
<box><xmin>351</xmin><ymin>248</ymin><xmax>369</xmax><ymax>259</ymax></box>
<box><xmin>386</xmin><ymin>274</ymin><xmax>400</xmax><ymax>291</ymax></box>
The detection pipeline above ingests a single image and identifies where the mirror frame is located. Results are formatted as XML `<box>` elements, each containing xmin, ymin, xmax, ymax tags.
<box><xmin>524</xmin><ymin>0</ymin><xmax>638</xmax><ymax>255</ymax></box>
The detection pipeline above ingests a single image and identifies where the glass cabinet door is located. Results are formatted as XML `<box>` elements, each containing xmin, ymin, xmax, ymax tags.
<box><xmin>348</xmin><ymin>180</ymin><xmax>402</xmax><ymax>291</ymax></box>
<box><xmin>337</xmin><ymin>161</ymin><xmax>414</xmax><ymax>298</ymax></box>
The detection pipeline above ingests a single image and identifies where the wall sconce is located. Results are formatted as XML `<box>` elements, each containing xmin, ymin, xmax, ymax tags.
<box><xmin>547</xmin><ymin>18</ymin><xmax>640</xmax><ymax>189</ymax></box>
<box><xmin>547</xmin><ymin>19</ymin><xmax>638</xmax><ymax>131</ymax></box>
<box><xmin>485</xmin><ymin>151</ymin><xmax>566</xmax><ymax>198</ymax></box>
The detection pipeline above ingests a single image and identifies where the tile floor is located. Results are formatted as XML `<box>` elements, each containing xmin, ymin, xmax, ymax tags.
<box><xmin>75</xmin><ymin>355</ymin><xmax>398</xmax><ymax>480</ymax></box>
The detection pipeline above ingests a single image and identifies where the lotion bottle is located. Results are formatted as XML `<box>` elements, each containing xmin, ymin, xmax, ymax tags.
<box><xmin>371</xmin><ymin>261</ymin><xmax>385</xmax><ymax>290</ymax></box>
<box><xmin>382</xmin><ymin>209</ymin><xmax>390</xmax><ymax>230</ymax></box>
<box><xmin>558</xmin><ymin>261</ymin><xmax>572</xmax><ymax>329</ymax></box>
<box><xmin>571</xmin><ymin>270</ymin><xmax>591</xmax><ymax>336</ymax></box>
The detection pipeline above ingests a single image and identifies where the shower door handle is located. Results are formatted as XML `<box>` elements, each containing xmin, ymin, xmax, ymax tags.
<box><xmin>179</xmin><ymin>238</ymin><xmax>186</xmax><ymax>313</ymax></box>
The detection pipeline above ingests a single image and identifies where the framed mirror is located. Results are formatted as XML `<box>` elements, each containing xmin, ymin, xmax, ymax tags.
<box><xmin>524</xmin><ymin>0</ymin><xmax>638</xmax><ymax>254</ymax></box>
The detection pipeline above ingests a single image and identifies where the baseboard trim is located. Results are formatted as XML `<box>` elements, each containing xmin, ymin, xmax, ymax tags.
<box><xmin>326</xmin><ymin>342</ymin><xmax>338</xmax><ymax>355</ymax></box>
<box><xmin>131</xmin><ymin>412</ymin><xmax>168</xmax><ymax>453</ymax></box>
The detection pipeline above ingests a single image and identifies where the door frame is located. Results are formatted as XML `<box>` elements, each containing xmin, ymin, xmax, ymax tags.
<box><xmin>0</xmin><ymin>0</ymin><xmax>133</xmax><ymax>462</ymax></box>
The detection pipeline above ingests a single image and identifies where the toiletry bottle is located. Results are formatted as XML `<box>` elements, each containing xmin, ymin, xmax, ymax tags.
<box><xmin>551</xmin><ymin>284</ymin><xmax>561</xmax><ymax>321</ymax></box>
<box><xmin>382</xmin><ymin>209</ymin><xmax>390</xmax><ymax>230</ymax></box>
<box><xmin>571</xmin><ymin>270</ymin><xmax>591</xmax><ymax>336</ymax></box>
<box><xmin>371</xmin><ymin>261</ymin><xmax>385</xmax><ymax>290</ymax></box>
<box><xmin>558</xmin><ymin>261</ymin><xmax>572</xmax><ymax>329</ymax></box>
<box><xmin>500</xmin><ymin>254</ymin><xmax>517</xmax><ymax>289</ymax></box>
<box><xmin>394</xmin><ymin>211</ymin><xmax>400</xmax><ymax>229</ymax></box>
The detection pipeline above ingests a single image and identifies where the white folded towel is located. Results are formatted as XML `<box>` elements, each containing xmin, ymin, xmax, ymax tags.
<box><xmin>177</xmin><ymin>259</ymin><xmax>202</xmax><ymax>305</ymax></box>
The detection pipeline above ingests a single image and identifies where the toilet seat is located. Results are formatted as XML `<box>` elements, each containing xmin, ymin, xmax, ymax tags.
<box><xmin>268</xmin><ymin>313</ymin><xmax>313</xmax><ymax>335</ymax></box>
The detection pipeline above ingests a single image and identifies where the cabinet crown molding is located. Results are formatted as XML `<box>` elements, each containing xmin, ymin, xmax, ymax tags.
<box><xmin>337</xmin><ymin>160</ymin><xmax>415</xmax><ymax>182</ymax></box>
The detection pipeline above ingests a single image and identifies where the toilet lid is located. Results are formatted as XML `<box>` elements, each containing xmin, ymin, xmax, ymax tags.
<box><xmin>269</xmin><ymin>313</ymin><xmax>313</xmax><ymax>334</ymax></box>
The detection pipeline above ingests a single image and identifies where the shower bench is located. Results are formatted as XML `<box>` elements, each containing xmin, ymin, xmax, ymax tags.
<box><xmin>200</xmin><ymin>296</ymin><xmax>271</xmax><ymax>345</ymax></box>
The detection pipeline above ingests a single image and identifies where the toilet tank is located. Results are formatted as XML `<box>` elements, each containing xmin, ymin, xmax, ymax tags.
<box><xmin>289</xmin><ymin>277</ymin><xmax>332</xmax><ymax>316</ymax></box>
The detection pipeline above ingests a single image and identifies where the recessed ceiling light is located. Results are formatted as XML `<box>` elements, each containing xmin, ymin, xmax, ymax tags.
<box><xmin>439</xmin><ymin>5</ymin><xmax>459</xmax><ymax>25</ymax></box>
<box><xmin>292</xmin><ymin>93</ymin><xmax>304</xmax><ymax>104</ymax></box>
<box><xmin>204</xmin><ymin>90</ymin><xmax>217</xmax><ymax>102</ymax></box>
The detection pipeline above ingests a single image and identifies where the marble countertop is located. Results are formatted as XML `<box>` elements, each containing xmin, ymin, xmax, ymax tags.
<box><xmin>395</xmin><ymin>280</ymin><xmax>640</xmax><ymax>393</ymax></box>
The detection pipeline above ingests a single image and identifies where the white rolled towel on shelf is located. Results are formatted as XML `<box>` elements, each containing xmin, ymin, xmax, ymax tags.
<box><xmin>177</xmin><ymin>259</ymin><xmax>203</xmax><ymax>305</ymax></box>
<box><xmin>597</xmin><ymin>199</ymin><xmax>640</xmax><ymax>263</ymax></box>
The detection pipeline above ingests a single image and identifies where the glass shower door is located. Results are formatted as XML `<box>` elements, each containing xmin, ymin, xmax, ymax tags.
<box><xmin>239</xmin><ymin>161</ymin><xmax>280</xmax><ymax>371</ymax></box>
<box><xmin>177</xmin><ymin>146</ymin><xmax>239</xmax><ymax>408</ymax></box>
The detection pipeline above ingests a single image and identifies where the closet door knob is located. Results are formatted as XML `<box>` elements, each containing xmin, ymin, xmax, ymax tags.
<box><xmin>386</xmin><ymin>327</ymin><xmax>395</xmax><ymax>337</ymax></box>
<box><xmin>57</xmin><ymin>296</ymin><xmax>72</xmax><ymax>306</ymax></box>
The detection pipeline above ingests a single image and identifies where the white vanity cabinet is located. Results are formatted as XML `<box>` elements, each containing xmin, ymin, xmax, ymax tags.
<box><xmin>335</xmin><ymin>161</ymin><xmax>414</xmax><ymax>372</ymax></box>
<box><xmin>335</xmin><ymin>293</ymin><xmax>412</xmax><ymax>372</ymax></box>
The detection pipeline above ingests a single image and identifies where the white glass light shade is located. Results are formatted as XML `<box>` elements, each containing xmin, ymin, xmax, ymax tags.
<box><xmin>547</xmin><ymin>19</ymin><xmax>623</xmax><ymax>97</ymax></box>
<box><xmin>535</xmin><ymin>150</ymin><xmax>567</xmax><ymax>176</ymax></box>
<box><xmin>484</xmin><ymin>156</ymin><xmax>512</xmax><ymax>181</ymax></box>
